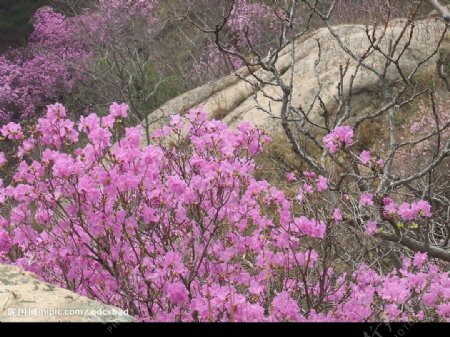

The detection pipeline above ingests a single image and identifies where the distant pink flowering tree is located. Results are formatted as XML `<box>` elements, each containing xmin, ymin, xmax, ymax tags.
<box><xmin>0</xmin><ymin>7</ymin><xmax>88</xmax><ymax>123</ymax></box>
<box><xmin>188</xmin><ymin>0</ymin><xmax>291</xmax><ymax>82</ymax></box>
<box><xmin>1</xmin><ymin>103</ymin><xmax>449</xmax><ymax>321</ymax></box>
<box><xmin>0</xmin><ymin>0</ymin><xmax>169</xmax><ymax>138</ymax></box>
<box><xmin>60</xmin><ymin>0</ymin><xmax>186</xmax><ymax>143</ymax></box>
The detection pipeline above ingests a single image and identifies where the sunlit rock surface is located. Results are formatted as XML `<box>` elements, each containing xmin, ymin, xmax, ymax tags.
<box><xmin>0</xmin><ymin>264</ymin><xmax>133</xmax><ymax>322</ymax></box>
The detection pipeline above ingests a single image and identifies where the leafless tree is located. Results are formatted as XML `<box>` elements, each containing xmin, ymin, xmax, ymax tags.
<box><xmin>48</xmin><ymin>0</ymin><xmax>187</xmax><ymax>144</ymax></box>
<box><xmin>187</xmin><ymin>0</ymin><xmax>450</xmax><ymax>268</ymax></box>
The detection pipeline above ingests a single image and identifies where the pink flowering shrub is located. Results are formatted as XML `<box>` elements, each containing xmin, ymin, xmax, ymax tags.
<box><xmin>77</xmin><ymin>0</ymin><xmax>157</xmax><ymax>46</ymax></box>
<box><xmin>0</xmin><ymin>103</ymin><xmax>449</xmax><ymax>321</ymax></box>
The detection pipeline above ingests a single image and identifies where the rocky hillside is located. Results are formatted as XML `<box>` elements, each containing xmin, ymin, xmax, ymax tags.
<box><xmin>146</xmin><ymin>17</ymin><xmax>450</xmax><ymax>136</ymax></box>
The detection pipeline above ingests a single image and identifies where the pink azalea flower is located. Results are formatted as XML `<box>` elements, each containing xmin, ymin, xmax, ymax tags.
<box><xmin>166</xmin><ymin>282</ymin><xmax>188</xmax><ymax>305</ymax></box>
<box><xmin>1</xmin><ymin>122</ymin><xmax>23</xmax><ymax>140</ymax></box>
<box><xmin>366</xmin><ymin>220</ymin><xmax>378</xmax><ymax>235</ymax></box>
<box><xmin>384</xmin><ymin>203</ymin><xmax>397</xmax><ymax>217</ymax></box>
<box><xmin>398</xmin><ymin>203</ymin><xmax>415</xmax><ymax>221</ymax></box>
<box><xmin>271</xmin><ymin>291</ymin><xmax>302</xmax><ymax>321</ymax></box>
<box><xmin>294</xmin><ymin>216</ymin><xmax>326</xmax><ymax>239</ymax></box>
<box><xmin>333</xmin><ymin>208</ymin><xmax>342</xmax><ymax>224</ymax></box>
<box><xmin>383</xmin><ymin>197</ymin><xmax>394</xmax><ymax>205</ymax></box>
<box><xmin>303</xmin><ymin>184</ymin><xmax>314</xmax><ymax>194</ymax></box>
<box><xmin>375</xmin><ymin>158</ymin><xmax>385</xmax><ymax>168</ymax></box>
<box><xmin>359</xmin><ymin>150</ymin><xmax>371</xmax><ymax>165</ymax></box>
<box><xmin>0</xmin><ymin>229</ymin><xmax>11</xmax><ymax>252</ymax></box>
<box><xmin>316</xmin><ymin>175</ymin><xmax>328</xmax><ymax>192</ymax></box>
<box><xmin>413</xmin><ymin>252</ymin><xmax>428</xmax><ymax>268</ymax></box>
<box><xmin>297</xmin><ymin>189</ymin><xmax>304</xmax><ymax>205</ymax></box>
<box><xmin>286</xmin><ymin>172</ymin><xmax>297</xmax><ymax>182</ymax></box>
<box><xmin>323</xmin><ymin>125</ymin><xmax>354</xmax><ymax>153</ymax></box>
<box><xmin>303</xmin><ymin>171</ymin><xmax>316</xmax><ymax>179</ymax></box>
<box><xmin>412</xmin><ymin>200</ymin><xmax>432</xmax><ymax>218</ymax></box>
<box><xmin>0</xmin><ymin>152</ymin><xmax>6</xmax><ymax>166</ymax></box>
<box><xmin>359</xmin><ymin>192</ymin><xmax>374</xmax><ymax>207</ymax></box>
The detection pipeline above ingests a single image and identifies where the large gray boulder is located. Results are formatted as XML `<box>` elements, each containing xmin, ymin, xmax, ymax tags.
<box><xmin>145</xmin><ymin>17</ymin><xmax>449</xmax><ymax>138</ymax></box>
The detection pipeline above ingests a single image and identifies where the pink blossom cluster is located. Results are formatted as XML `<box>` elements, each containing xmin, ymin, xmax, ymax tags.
<box><xmin>359</xmin><ymin>150</ymin><xmax>385</xmax><ymax>168</ymax></box>
<box><xmin>296</xmin><ymin>171</ymin><xmax>329</xmax><ymax>204</ymax></box>
<box><xmin>0</xmin><ymin>232</ymin><xmax>10</xmax><ymax>254</ymax></box>
<box><xmin>1</xmin><ymin>122</ymin><xmax>23</xmax><ymax>140</ymax></box>
<box><xmin>79</xmin><ymin>0</ymin><xmax>158</xmax><ymax>45</ymax></box>
<box><xmin>228</xmin><ymin>0</ymin><xmax>280</xmax><ymax>48</ymax></box>
<box><xmin>326</xmin><ymin>256</ymin><xmax>450</xmax><ymax>321</ymax></box>
<box><xmin>383</xmin><ymin>197</ymin><xmax>432</xmax><ymax>221</ymax></box>
<box><xmin>323</xmin><ymin>125</ymin><xmax>354</xmax><ymax>153</ymax></box>
<box><xmin>359</xmin><ymin>192</ymin><xmax>374</xmax><ymax>206</ymax></box>
<box><xmin>0</xmin><ymin>104</ymin><xmax>449</xmax><ymax>321</ymax></box>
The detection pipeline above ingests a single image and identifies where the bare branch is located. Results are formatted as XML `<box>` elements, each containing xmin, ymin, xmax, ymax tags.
<box><xmin>425</xmin><ymin>0</ymin><xmax>450</xmax><ymax>21</ymax></box>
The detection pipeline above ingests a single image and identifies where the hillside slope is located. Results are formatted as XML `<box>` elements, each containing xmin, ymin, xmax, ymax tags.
<box><xmin>146</xmin><ymin>17</ymin><xmax>450</xmax><ymax>137</ymax></box>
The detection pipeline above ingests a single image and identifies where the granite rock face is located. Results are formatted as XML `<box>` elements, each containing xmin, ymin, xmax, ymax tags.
<box><xmin>0</xmin><ymin>264</ymin><xmax>133</xmax><ymax>322</ymax></box>
<box><xmin>145</xmin><ymin>17</ymin><xmax>450</xmax><ymax>140</ymax></box>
